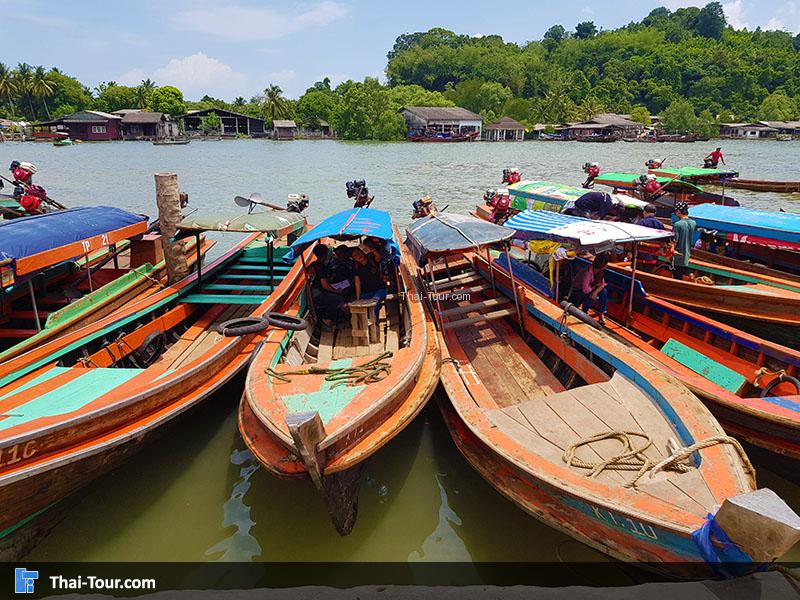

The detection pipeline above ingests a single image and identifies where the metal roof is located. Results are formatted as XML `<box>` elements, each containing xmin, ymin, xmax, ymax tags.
<box><xmin>401</xmin><ymin>106</ymin><xmax>482</xmax><ymax>122</ymax></box>
<box><xmin>272</xmin><ymin>120</ymin><xmax>296</xmax><ymax>128</ymax></box>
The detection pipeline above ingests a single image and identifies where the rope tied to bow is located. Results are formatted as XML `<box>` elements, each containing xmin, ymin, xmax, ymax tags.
<box><xmin>754</xmin><ymin>366</ymin><xmax>786</xmax><ymax>387</ymax></box>
<box><xmin>563</xmin><ymin>431</ymin><xmax>754</xmax><ymax>489</ymax></box>
<box><xmin>266</xmin><ymin>351</ymin><xmax>393</xmax><ymax>387</ymax></box>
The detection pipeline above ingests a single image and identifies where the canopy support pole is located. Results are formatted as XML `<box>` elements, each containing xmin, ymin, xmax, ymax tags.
<box><xmin>28</xmin><ymin>280</ymin><xmax>41</xmax><ymax>331</ymax></box>
<box><xmin>299</xmin><ymin>250</ymin><xmax>316</xmax><ymax>319</ymax></box>
<box><xmin>554</xmin><ymin>258</ymin><xmax>560</xmax><ymax>301</ymax></box>
<box><xmin>111</xmin><ymin>243</ymin><xmax>119</xmax><ymax>269</ymax></box>
<box><xmin>266</xmin><ymin>236</ymin><xmax>275</xmax><ymax>291</ymax></box>
<box><xmin>195</xmin><ymin>233</ymin><xmax>202</xmax><ymax>285</ymax></box>
<box><xmin>486</xmin><ymin>248</ymin><xmax>496</xmax><ymax>297</ymax></box>
<box><xmin>85</xmin><ymin>253</ymin><xmax>93</xmax><ymax>292</ymax></box>
<box><xmin>628</xmin><ymin>242</ymin><xmax>638</xmax><ymax>321</ymax></box>
<box><xmin>504</xmin><ymin>246</ymin><xmax>523</xmax><ymax>327</ymax></box>
<box><xmin>444</xmin><ymin>255</ymin><xmax>452</xmax><ymax>280</ymax></box>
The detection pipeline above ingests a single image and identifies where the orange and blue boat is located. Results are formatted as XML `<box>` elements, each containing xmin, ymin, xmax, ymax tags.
<box><xmin>409</xmin><ymin>213</ymin><xmax>800</xmax><ymax>577</ymax></box>
<box><xmin>0</xmin><ymin>207</ymin><xmax>306</xmax><ymax>559</ymax></box>
<box><xmin>240</xmin><ymin>207</ymin><xmax>440</xmax><ymax>535</ymax></box>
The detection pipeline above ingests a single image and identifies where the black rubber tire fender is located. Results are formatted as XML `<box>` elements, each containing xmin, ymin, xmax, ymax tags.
<box><xmin>265</xmin><ymin>311</ymin><xmax>308</xmax><ymax>331</ymax></box>
<box><xmin>760</xmin><ymin>374</ymin><xmax>800</xmax><ymax>398</ymax></box>
<box><xmin>131</xmin><ymin>331</ymin><xmax>167</xmax><ymax>368</ymax></box>
<box><xmin>218</xmin><ymin>317</ymin><xmax>270</xmax><ymax>337</ymax></box>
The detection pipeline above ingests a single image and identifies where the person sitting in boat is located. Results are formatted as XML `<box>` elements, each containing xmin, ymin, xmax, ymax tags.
<box><xmin>565</xmin><ymin>191</ymin><xmax>619</xmax><ymax>220</ymax></box>
<box><xmin>636</xmin><ymin>205</ymin><xmax>667</xmax><ymax>272</ymax></box>
<box><xmin>570</xmin><ymin>254</ymin><xmax>609</xmax><ymax>326</ymax></box>
<box><xmin>316</xmin><ymin>245</ymin><xmax>355</xmax><ymax>326</ymax></box>
<box><xmin>671</xmin><ymin>201</ymin><xmax>696</xmax><ymax>280</ymax></box>
<box><xmin>352</xmin><ymin>248</ymin><xmax>388</xmax><ymax>318</ymax></box>
<box><xmin>361</xmin><ymin>236</ymin><xmax>396</xmax><ymax>275</ymax></box>
<box><xmin>703</xmin><ymin>147</ymin><xmax>725</xmax><ymax>168</ymax></box>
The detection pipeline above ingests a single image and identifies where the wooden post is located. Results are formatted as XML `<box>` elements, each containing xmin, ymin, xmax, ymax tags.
<box><xmin>155</xmin><ymin>172</ymin><xmax>189</xmax><ymax>284</ymax></box>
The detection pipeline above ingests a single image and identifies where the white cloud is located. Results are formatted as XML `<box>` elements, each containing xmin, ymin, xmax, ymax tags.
<box><xmin>723</xmin><ymin>0</ymin><xmax>748</xmax><ymax>29</ymax></box>
<box><xmin>661</xmin><ymin>0</ymin><xmax>697</xmax><ymax>9</ymax></box>
<box><xmin>118</xmin><ymin>53</ymin><xmax>249</xmax><ymax>100</ymax></box>
<box><xmin>171</xmin><ymin>1</ymin><xmax>348</xmax><ymax>42</ymax></box>
<box><xmin>766</xmin><ymin>16</ymin><xmax>786</xmax><ymax>30</ymax></box>
<box><xmin>266</xmin><ymin>69</ymin><xmax>297</xmax><ymax>85</ymax></box>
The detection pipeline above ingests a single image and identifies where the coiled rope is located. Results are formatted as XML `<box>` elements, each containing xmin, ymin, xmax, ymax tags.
<box><xmin>563</xmin><ymin>431</ymin><xmax>755</xmax><ymax>489</ymax></box>
<box><xmin>266</xmin><ymin>351</ymin><xmax>393</xmax><ymax>387</ymax></box>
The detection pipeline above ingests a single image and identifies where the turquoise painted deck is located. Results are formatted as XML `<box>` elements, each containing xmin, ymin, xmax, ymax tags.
<box><xmin>281</xmin><ymin>359</ymin><xmax>365</xmax><ymax>425</ymax></box>
<box><xmin>0</xmin><ymin>367</ymin><xmax>69</xmax><ymax>404</ymax></box>
<box><xmin>715</xmin><ymin>285</ymin><xmax>773</xmax><ymax>295</ymax></box>
<box><xmin>0</xmin><ymin>368</ymin><xmax>143</xmax><ymax>431</ymax></box>
<box><xmin>661</xmin><ymin>338</ymin><xmax>747</xmax><ymax>394</ymax></box>
<box><xmin>181</xmin><ymin>294</ymin><xmax>268</xmax><ymax>304</ymax></box>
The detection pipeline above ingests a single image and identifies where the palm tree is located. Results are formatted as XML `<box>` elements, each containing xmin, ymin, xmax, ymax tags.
<box><xmin>0</xmin><ymin>63</ymin><xmax>16</xmax><ymax>111</ymax></box>
<box><xmin>577</xmin><ymin>96</ymin><xmax>604</xmax><ymax>121</ymax></box>
<box><xmin>262</xmin><ymin>84</ymin><xmax>288</xmax><ymax>122</ymax></box>
<box><xmin>137</xmin><ymin>78</ymin><xmax>156</xmax><ymax>109</ymax></box>
<box><xmin>14</xmin><ymin>63</ymin><xmax>35</xmax><ymax>120</ymax></box>
<box><xmin>31</xmin><ymin>66</ymin><xmax>55</xmax><ymax>119</ymax></box>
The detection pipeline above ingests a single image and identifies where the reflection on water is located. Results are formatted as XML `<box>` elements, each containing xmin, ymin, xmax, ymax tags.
<box><xmin>7</xmin><ymin>139</ymin><xmax>800</xmax><ymax>578</ymax></box>
<box><xmin>205</xmin><ymin>449</ymin><xmax>261</xmax><ymax>562</ymax></box>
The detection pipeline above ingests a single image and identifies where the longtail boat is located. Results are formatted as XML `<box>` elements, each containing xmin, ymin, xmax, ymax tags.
<box><xmin>0</xmin><ymin>207</ymin><xmax>307</xmax><ymax>559</ymax></box>
<box><xmin>240</xmin><ymin>207</ymin><xmax>440</xmax><ymax>535</ymax></box>
<box><xmin>593</xmin><ymin>172</ymin><xmax>737</xmax><ymax>209</ymax></box>
<box><xmin>725</xmin><ymin>178</ymin><xmax>800</xmax><ymax>193</ymax></box>
<box><xmin>406</xmin><ymin>213</ymin><xmax>800</xmax><ymax>577</ymax></box>
<box><xmin>505</xmin><ymin>180</ymin><xmax>648</xmax><ymax>214</ymax></box>
<box><xmin>648</xmin><ymin>166</ymin><xmax>739</xmax><ymax>184</ymax></box>
<box><xmin>688</xmin><ymin>203</ymin><xmax>800</xmax><ymax>275</ymax></box>
<box><xmin>408</xmin><ymin>131</ymin><xmax>479</xmax><ymax>142</ymax></box>
<box><xmin>495</xmin><ymin>212</ymin><xmax>800</xmax><ymax>465</ymax></box>
<box><xmin>0</xmin><ymin>206</ymin><xmax>212</xmax><ymax>362</ymax></box>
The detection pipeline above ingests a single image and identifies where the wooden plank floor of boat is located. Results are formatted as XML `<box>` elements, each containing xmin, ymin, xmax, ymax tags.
<box><xmin>448</xmin><ymin>294</ymin><xmax>716</xmax><ymax>515</ymax></box>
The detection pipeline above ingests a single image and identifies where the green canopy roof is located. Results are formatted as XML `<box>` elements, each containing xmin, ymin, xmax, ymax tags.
<box><xmin>177</xmin><ymin>210</ymin><xmax>306</xmax><ymax>238</ymax></box>
<box><xmin>595</xmin><ymin>172</ymin><xmax>703</xmax><ymax>193</ymax></box>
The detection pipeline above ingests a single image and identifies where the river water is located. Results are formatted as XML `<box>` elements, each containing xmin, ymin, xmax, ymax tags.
<box><xmin>2</xmin><ymin>139</ymin><xmax>800</xmax><ymax>580</ymax></box>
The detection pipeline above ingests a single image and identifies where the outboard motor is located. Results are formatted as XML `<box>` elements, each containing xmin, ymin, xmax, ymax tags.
<box><xmin>490</xmin><ymin>192</ymin><xmax>511</xmax><ymax>223</ymax></box>
<box><xmin>346</xmin><ymin>179</ymin><xmax>372</xmax><ymax>208</ymax></box>
<box><xmin>14</xmin><ymin>183</ymin><xmax>45</xmax><ymax>212</ymax></box>
<box><xmin>645</xmin><ymin>158</ymin><xmax>664</xmax><ymax>169</ymax></box>
<box><xmin>287</xmin><ymin>193</ymin><xmax>309</xmax><ymax>213</ymax></box>
<box><xmin>642</xmin><ymin>174</ymin><xmax>662</xmax><ymax>197</ymax></box>
<box><xmin>502</xmin><ymin>168</ymin><xmax>521</xmax><ymax>185</ymax></box>
<box><xmin>484</xmin><ymin>188</ymin><xmax>498</xmax><ymax>206</ymax></box>
<box><xmin>9</xmin><ymin>160</ymin><xmax>37</xmax><ymax>184</ymax></box>
<box><xmin>412</xmin><ymin>195</ymin><xmax>434</xmax><ymax>219</ymax></box>
<box><xmin>582</xmin><ymin>162</ymin><xmax>600</xmax><ymax>189</ymax></box>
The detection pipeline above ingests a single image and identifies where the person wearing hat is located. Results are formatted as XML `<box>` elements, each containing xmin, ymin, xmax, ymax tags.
<box><xmin>672</xmin><ymin>201</ymin><xmax>696</xmax><ymax>280</ymax></box>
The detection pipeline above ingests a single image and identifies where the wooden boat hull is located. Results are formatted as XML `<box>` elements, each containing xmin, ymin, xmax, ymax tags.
<box><xmin>408</xmin><ymin>131</ymin><xmax>479</xmax><ymax>142</ymax></box>
<box><xmin>0</xmin><ymin>236</ymin><xmax>213</xmax><ymax>363</ymax></box>
<box><xmin>691</xmin><ymin>248</ymin><xmax>800</xmax><ymax>288</ymax></box>
<box><xmin>239</xmin><ymin>228</ymin><xmax>440</xmax><ymax>534</ymax></box>
<box><xmin>0</xmin><ymin>235</ymin><xmax>305</xmax><ymax>558</ymax></box>
<box><xmin>430</xmin><ymin>254</ymin><xmax>789</xmax><ymax>576</ymax></box>
<box><xmin>618</xmin><ymin>266</ymin><xmax>800</xmax><ymax>326</ymax></box>
<box><xmin>726</xmin><ymin>179</ymin><xmax>800</xmax><ymax>193</ymax></box>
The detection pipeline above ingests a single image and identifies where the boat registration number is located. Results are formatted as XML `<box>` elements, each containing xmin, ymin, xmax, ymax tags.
<box><xmin>590</xmin><ymin>505</ymin><xmax>658</xmax><ymax>540</ymax></box>
<box><xmin>0</xmin><ymin>441</ymin><xmax>37</xmax><ymax>467</ymax></box>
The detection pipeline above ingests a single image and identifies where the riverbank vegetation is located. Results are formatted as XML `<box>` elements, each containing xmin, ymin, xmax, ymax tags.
<box><xmin>1</xmin><ymin>3</ymin><xmax>798</xmax><ymax>139</ymax></box>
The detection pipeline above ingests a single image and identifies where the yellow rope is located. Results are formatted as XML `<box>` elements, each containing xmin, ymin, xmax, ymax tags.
<box><xmin>266</xmin><ymin>351</ymin><xmax>393</xmax><ymax>387</ymax></box>
<box><xmin>563</xmin><ymin>431</ymin><xmax>754</xmax><ymax>489</ymax></box>
<box><xmin>754</xmin><ymin>366</ymin><xmax>787</xmax><ymax>387</ymax></box>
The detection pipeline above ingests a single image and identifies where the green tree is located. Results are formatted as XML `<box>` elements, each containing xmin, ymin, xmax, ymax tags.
<box><xmin>574</xmin><ymin>21</ymin><xmax>598</xmax><ymax>40</ymax></box>
<box><xmin>148</xmin><ymin>86</ymin><xmax>186</xmax><ymax>116</ymax></box>
<box><xmin>696</xmin><ymin>109</ymin><xmax>718</xmax><ymax>137</ymax></box>
<box><xmin>262</xmin><ymin>83</ymin><xmax>288</xmax><ymax>123</ymax></box>
<box><xmin>544</xmin><ymin>24</ymin><xmax>567</xmax><ymax>43</ymax></box>
<box><xmin>577</xmin><ymin>95</ymin><xmax>604</xmax><ymax>120</ymax></box>
<box><xmin>0</xmin><ymin>63</ymin><xmax>16</xmax><ymax>111</ymax></box>
<box><xmin>660</xmin><ymin>98</ymin><xmax>698</xmax><ymax>133</ymax></box>
<box><xmin>199</xmin><ymin>111</ymin><xmax>221</xmax><ymax>135</ymax></box>
<box><xmin>758</xmin><ymin>89</ymin><xmax>798</xmax><ymax>120</ymax></box>
<box><xmin>14</xmin><ymin>63</ymin><xmax>35</xmax><ymax>119</ymax></box>
<box><xmin>31</xmin><ymin>66</ymin><xmax>55</xmax><ymax>118</ymax></box>
<box><xmin>94</xmin><ymin>84</ymin><xmax>139</xmax><ymax>113</ymax></box>
<box><xmin>696</xmin><ymin>2</ymin><xmax>726</xmax><ymax>40</ymax></box>
<box><xmin>629</xmin><ymin>105</ymin><xmax>652</xmax><ymax>125</ymax></box>
<box><xmin>137</xmin><ymin>78</ymin><xmax>156</xmax><ymax>109</ymax></box>
<box><xmin>296</xmin><ymin>89</ymin><xmax>341</xmax><ymax>128</ymax></box>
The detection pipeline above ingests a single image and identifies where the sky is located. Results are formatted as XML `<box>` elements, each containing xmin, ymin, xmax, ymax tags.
<box><xmin>1</xmin><ymin>0</ymin><xmax>798</xmax><ymax>101</ymax></box>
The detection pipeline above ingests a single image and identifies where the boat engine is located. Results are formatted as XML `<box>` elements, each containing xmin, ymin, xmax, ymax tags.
<box><xmin>637</xmin><ymin>174</ymin><xmax>662</xmax><ymax>197</ymax></box>
<box><xmin>346</xmin><ymin>179</ymin><xmax>373</xmax><ymax>208</ymax></box>
<box><xmin>582</xmin><ymin>162</ymin><xmax>600</xmax><ymax>189</ymax></box>
<box><xmin>287</xmin><ymin>193</ymin><xmax>309</xmax><ymax>213</ymax></box>
<box><xmin>9</xmin><ymin>161</ymin><xmax>37</xmax><ymax>184</ymax></box>
<box><xmin>412</xmin><ymin>195</ymin><xmax>435</xmax><ymax>219</ymax></box>
<box><xmin>14</xmin><ymin>183</ymin><xmax>46</xmax><ymax>212</ymax></box>
<box><xmin>502</xmin><ymin>168</ymin><xmax>521</xmax><ymax>184</ymax></box>
<box><xmin>490</xmin><ymin>193</ymin><xmax>511</xmax><ymax>223</ymax></box>
<box><xmin>645</xmin><ymin>158</ymin><xmax>664</xmax><ymax>169</ymax></box>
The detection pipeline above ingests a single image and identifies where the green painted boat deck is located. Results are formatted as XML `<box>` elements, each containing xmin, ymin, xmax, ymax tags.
<box><xmin>0</xmin><ymin>367</ymin><xmax>144</xmax><ymax>431</ymax></box>
<box><xmin>181</xmin><ymin>294</ymin><xmax>269</xmax><ymax>304</ymax></box>
<box><xmin>229</xmin><ymin>264</ymin><xmax>292</xmax><ymax>271</ymax></box>
<box><xmin>715</xmin><ymin>285</ymin><xmax>773</xmax><ymax>295</ymax></box>
<box><xmin>661</xmin><ymin>338</ymin><xmax>747</xmax><ymax>394</ymax></box>
<box><xmin>280</xmin><ymin>359</ymin><xmax>365</xmax><ymax>425</ymax></box>
<box><xmin>200</xmin><ymin>284</ymin><xmax>275</xmax><ymax>292</ymax></box>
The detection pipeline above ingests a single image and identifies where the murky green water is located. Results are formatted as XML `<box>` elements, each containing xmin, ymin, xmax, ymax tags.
<box><xmin>2</xmin><ymin>139</ymin><xmax>800</xmax><ymax>577</ymax></box>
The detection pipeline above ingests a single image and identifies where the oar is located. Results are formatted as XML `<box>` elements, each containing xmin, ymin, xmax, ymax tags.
<box><xmin>234</xmin><ymin>193</ymin><xmax>285</xmax><ymax>213</ymax></box>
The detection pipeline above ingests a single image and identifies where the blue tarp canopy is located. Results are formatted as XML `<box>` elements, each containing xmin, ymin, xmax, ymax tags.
<box><xmin>504</xmin><ymin>210</ymin><xmax>672</xmax><ymax>253</ymax></box>
<box><xmin>689</xmin><ymin>204</ymin><xmax>800</xmax><ymax>245</ymax></box>
<box><xmin>0</xmin><ymin>206</ymin><xmax>148</xmax><ymax>276</ymax></box>
<box><xmin>285</xmin><ymin>207</ymin><xmax>398</xmax><ymax>263</ymax></box>
<box><xmin>405</xmin><ymin>213</ymin><xmax>514</xmax><ymax>266</ymax></box>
